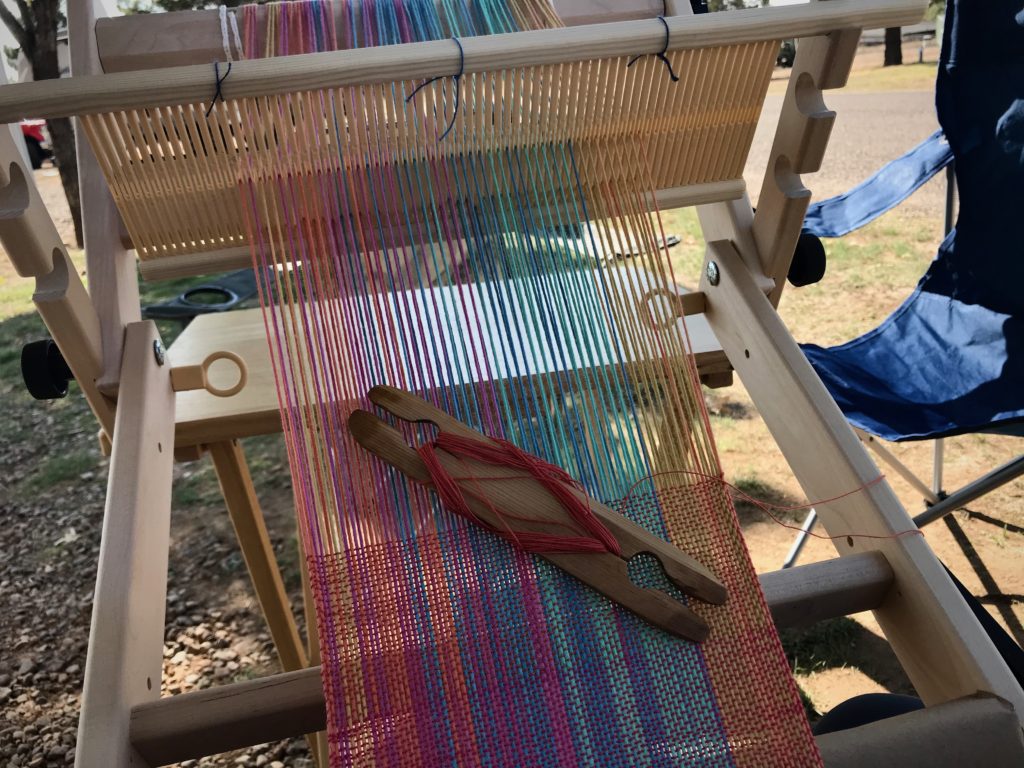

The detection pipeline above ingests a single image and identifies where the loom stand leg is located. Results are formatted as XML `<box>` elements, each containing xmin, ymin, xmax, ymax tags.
<box><xmin>208</xmin><ymin>440</ymin><xmax>326</xmax><ymax>762</ymax></box>
<box><xmin>69</xmin><ymin>0</ymin><xmax>141</xmax><ymax>396</ymax></box>
<box><xmin>209</xmin><ymin>440</ymin><xmax>308</xmax><ymax>673</ymax></box>
<box><xmin>75</xmin><ymin>321</ymin><xmax>174</xmax><ymax>767</ymax></box>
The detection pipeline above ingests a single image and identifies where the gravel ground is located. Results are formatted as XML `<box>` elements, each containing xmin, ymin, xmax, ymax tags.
<box><xmin>0</xmin><ymin>70</ymin><xmax>944</xmax><ymax>768</ymax></box>
<box><xmin>747</xmin><ymin>90</ymin><xmax>944</xmax><ymax>217</ymax></box>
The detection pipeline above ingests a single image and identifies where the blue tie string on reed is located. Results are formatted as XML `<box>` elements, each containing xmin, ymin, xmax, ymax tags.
<box><xmin>406</xmin><ymin>36</ymin><xmax>465</xmax><ymax>141</ymax></box>
<box><xmin>628</xmin><ymin>15</ymin><xmax>680</xmax><ymax>83</ymax></box>
<box><xmin>205</xmin><ymin>60</ymin><xmax>233</xmax><ymax>117</ymax></box>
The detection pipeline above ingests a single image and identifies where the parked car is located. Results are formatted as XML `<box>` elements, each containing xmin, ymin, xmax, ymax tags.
<box><xmin>20</xmin><ymin>120</ymin><xmax>53</xmax><ymax>169</ymax></box>
<box><xmin>777</xmin><ymin>40</ymin><xmax>796</xmax><ymax>68</ymax></box>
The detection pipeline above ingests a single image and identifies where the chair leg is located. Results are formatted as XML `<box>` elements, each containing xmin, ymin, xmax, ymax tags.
<box><xmin>782</xmin><ymin>508</ymin><xmax>817</xmax><ymax>569</ymax></box>
<box><xmin>209</xmin><ymin>440</ymin><xmax>308</xmax><ymax>672</ymax></box>
<box><xmin>854</xmin><ymin>428</ymin><xmax>940</xmax><ymax>505</ymax></box>
<box><xmin>914</xmin><ymin>454</ymin><xmax>1024</xmax><ymax>528</ymax></box>
<box><xmin>933</xmin><ymin>438</ymin><xmax>946</xmax><ymax>496</ymax></box>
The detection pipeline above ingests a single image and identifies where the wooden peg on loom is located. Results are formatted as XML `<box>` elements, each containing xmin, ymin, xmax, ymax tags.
<box><xmin>170</xmin><ymin>350</ymin><xmax>248</xmax><ymax>398</ymax></box>
<box><xmin>348</xmin><ymin>385</ymin><xmax>727</xmax><ymax>643</ymax></box>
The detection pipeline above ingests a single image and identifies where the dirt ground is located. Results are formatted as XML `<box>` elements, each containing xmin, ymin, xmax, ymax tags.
<box><xmin>3</xmin><ymin>38</ymin><xmax>1021</xmax><ymax>764</ymax></box>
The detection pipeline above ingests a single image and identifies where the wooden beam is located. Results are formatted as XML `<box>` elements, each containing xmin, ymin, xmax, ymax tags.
<box><xmin>69</xmin><ymin>0</ymin><xmax>141</xmax><ymax>397</ymax></box>
<box><xmin>94</xmin><ymin>1</ymin><xmax>679</xmax><ymax>73</ymax></box>
<box><xmin>33</xmin><ymin>248</ymin><xmax>117</xmax><ymax>436</ymax></box>
<box><xmin>0</xmin><ymin>77</ymin><xmax>117</xmax><ymax>435</ymax></box>
<box><xmin>131</xmin><ymin>665</ymin><xmax>325</xmax><ymax>766</ymax></box>
<box><xmin>699</xmin><ymin>238</ymin><xmax>1024</xmax><ymax>717</ymax></box>
<box><xmin>817</xmin><ymin>694</ymin><xmax>1024</xmax><ymax>767</ymax></box>
<box><xmin>76</xmin><ymin>321</ymin><xmax>175</xmax><ymax>767</ymax></box>
<box><xmin>134</xmin><ymin>180</ymin><xmax>746</xmax><ymax>281</ymax></box>
<box><xmin>0</xmin><ymin>0</ymin><xmax>926</xmax><ymax>122</ymax></box>
<box><xmin>760</xmin><ymin>550</ymin><xmax>892</xmax><ymax>629</ymax></box>
<box><xmin>752</xmin><ymin>28</ymin><xmax>862</xmax><ymax>306</ymax></box>
<box><xmin>131</xmin><ymin>552</ymin><xmax>895</xmax><ymax>765</ymax></box>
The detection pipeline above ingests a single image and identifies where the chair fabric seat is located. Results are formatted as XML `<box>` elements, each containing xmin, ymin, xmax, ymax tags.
<box><xmin>802</xmin><ymin>3</ymin><xmax>1024</xmax><ymax>442</ymax></box>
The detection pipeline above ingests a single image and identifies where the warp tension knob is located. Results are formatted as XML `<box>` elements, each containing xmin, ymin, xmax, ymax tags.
<box><xmin>170</xmin><ymin>351</ymin><xmax>248</xmax><ymax>398</ymax></box>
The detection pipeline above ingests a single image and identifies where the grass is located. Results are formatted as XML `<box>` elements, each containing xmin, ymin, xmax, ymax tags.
<box><xmin>780</xmin><ymin>617</ymin><xmax>861</xmax><ymax>676</ymax></box>
<box><xmin>661</xmin><ymin>207</ymin><xmax>938</xmax><ymax>346</ymax></box>
<box><xmin>22</xmin><ymin>450</ymin><xmax>97</xmax><ymax>494</ymax></box>
<box><xmin>842</xmin><ymin>61</ymin><xmax>939</xmax><ymax>94</ymax></box>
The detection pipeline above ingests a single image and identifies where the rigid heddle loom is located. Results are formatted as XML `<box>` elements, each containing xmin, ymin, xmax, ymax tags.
<box><xmin>1</xmin><ymin>1</ymin><xmax>1023</xmax><ymax>767</ymax></box>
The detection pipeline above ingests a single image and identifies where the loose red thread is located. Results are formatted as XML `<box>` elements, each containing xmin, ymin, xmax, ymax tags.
<box><xmin>622</xmin><ymin>470</ymin><xmax>925</xmax><ymax>544</ymax></box>
<box><xmin>417</xmin><ymin>432</ymin><xmax>622</xmax><ymax>555</ymax></box>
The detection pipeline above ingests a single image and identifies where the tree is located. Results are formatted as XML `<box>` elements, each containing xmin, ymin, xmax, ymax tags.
<box><xmin>0</xmin><ymin>0</ymin><xmax>83</xmax><ymax>246</ymax></box>
<box><xmin>883</xmin><ymin>27</ymin><xmax>903</xmax><ymax>67</ymax></box>
<box><xmin>884</xmin><ymin>1</ymin><xmax>945</xmax><ymax>68</ymax></box>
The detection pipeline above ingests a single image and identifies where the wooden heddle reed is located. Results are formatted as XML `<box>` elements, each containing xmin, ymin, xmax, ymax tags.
<box><xmin>81</xmin><ymin>40</ymin><xmax>775</xmax><ymax>276</ymax></box>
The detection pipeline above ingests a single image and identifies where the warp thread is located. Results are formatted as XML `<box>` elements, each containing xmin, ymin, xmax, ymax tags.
<box><xmin>417</xmin><ymin>431</ymin><xmax>623</xmax><ymax>555</ymax></box>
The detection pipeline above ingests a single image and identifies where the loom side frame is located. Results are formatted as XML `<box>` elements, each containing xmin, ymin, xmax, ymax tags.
<box><xmin>69</xmin><ymin>0</ymin><xmax>140</xmax><ymax>397</ymax></box>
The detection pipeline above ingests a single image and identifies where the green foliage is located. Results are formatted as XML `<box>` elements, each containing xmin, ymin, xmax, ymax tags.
<box><xmin>707</xmin><ymin>0</ymin><xmax>751</xmax><ymax>10</ymax></box>
<box><xmin>23</xmin><ymin>450</ymin><xmax>97</xmax><ymax>493</ymax></box>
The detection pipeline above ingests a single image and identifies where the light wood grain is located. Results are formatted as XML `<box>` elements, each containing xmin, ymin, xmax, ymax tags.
<box><xmin>760</xmin><ymin>550</ymin><xmax>892</xmax><ymax>628</ymax></box>
<box><xmin>0</xmin><ymin>0</ymin><xmax>925</xmax><ymax>122</ymax></box>
<box><xmin>69</xmin><ymin>0</ymin><xmax>141</xmax><ymax>396</ymax></box>
<box><xmin>0</xmin><ymin>73</ymin><xmax>118</xmax><ymax>436</ymax></box>
<box><xmin>95</xmin><ymin>1</ymin><xmax>677</xmax><ymax>73</ymax></box>
<box><xmin>129</xmin><ymin>551</ymin><xmax>897</xmax><ymax>765</ymax></box>
<box><xmin>75</xmin><ymin>321</ymin><xmax>175</xmax><ymax>767</ymax></box>
<box><xmin>700</xmin><ymin>239</ymin><xmax>1024</xmax><ymax>717</ymax></box>
<box><xmin>169</xmin><ymin>273</ymin><xmax>729</xmax><ymax>447</ymax></box>
<box><xmin>0</xmin><ymin>121</ymin><xmax>60</xmax><ymax>277</ymax></box>
<box><xmin>752</xmin><ymin>29</ymin><xmax>862</xmax><ymax>305</ymax></box>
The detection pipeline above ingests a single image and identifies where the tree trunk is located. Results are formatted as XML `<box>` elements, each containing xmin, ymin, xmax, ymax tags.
<box><xmin>28</xmin><ymin>0</ymin><xmax>83</xmax><ymax>247</ymax></box>
<box><xmin>884</xmin><ymin>27</ymin><xmax>903</xmax><ymax>67</ymax></box>
<box><xmin>46</xmin><ymin>117</ymin><xmax>83</xmax><ymax>247</ymax></box>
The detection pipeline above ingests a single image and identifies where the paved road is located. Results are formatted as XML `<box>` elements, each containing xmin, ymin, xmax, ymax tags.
<box><xmin>745</xmin><ymin>90</ymin><xmax>945</xmax><ymax>220</ymax></box>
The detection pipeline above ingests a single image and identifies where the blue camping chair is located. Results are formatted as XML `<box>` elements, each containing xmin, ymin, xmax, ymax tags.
<box><xmin>784</xmin><ymin>3</ymin><xmax>1024</xmax><ymax>567</ymax></box>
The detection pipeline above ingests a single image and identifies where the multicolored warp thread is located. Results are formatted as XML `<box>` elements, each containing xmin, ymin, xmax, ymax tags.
<box><xmin>75</xmin><ymin>1</ymin><xmax>821</xmax><ymax>764</ymax></box>
<box><xmin>231</xmin><ymin>2</ymin><xmax>822</xmax><ymax>766</ymax></box>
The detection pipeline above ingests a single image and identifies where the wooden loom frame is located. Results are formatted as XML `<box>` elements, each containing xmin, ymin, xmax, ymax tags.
<box><xmin>1</xmin><ymin>1</ymin><xmax>1022</xmax><ymax>766</ymax></box>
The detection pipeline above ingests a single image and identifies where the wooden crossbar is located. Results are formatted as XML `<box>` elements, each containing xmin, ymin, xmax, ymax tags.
<box><xmin>0</xmin><ymin>0</ymin><xmax>924</xmax><ymax>122</ymax></box>
<box><xmin>94</xmin><ymin>0</ymin><xmax>678</xmax><ymax>73</ymax></box>
<box><xmin>130</xmin><ymin>551</ymin><xmax>895</xmax><ymax>766</ymax></box>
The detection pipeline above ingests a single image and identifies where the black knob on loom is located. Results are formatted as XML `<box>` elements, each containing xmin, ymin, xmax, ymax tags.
<box><xmin>787</xmin><ymin>231</ymin><xmax>827</xmax><ymax>287</ymax></box>
<box><xmin>21</xmin><ymin>339</ymin><xmax>74</xmax><ymax>400</ymax></box>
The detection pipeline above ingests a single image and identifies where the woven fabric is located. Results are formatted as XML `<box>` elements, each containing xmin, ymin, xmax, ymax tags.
<box><xmin>307</xmin><ymin>481</ymin><xmax>818</xmax><ymax>767</ymax></box>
